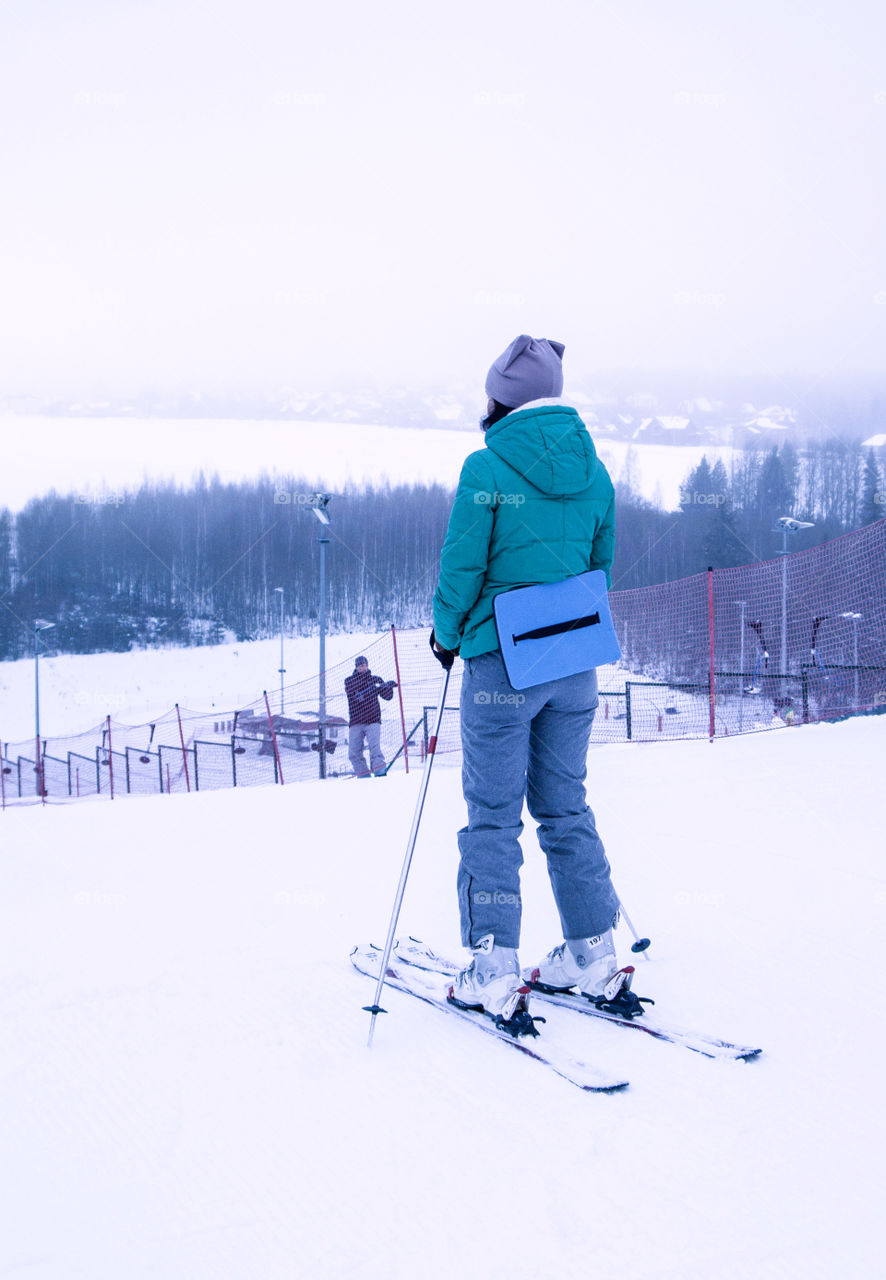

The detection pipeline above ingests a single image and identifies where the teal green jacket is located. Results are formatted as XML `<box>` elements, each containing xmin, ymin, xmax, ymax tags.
<box><xmin>432</xmin><ymin>400</ymin><xmax>615</xmax><ymax>658</ymax></box>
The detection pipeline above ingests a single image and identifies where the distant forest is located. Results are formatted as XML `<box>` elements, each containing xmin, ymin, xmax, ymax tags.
<box><xmin>1</xmin><ymin>440</ymin><xmax>883</xmax><ymax>659</ymax></box>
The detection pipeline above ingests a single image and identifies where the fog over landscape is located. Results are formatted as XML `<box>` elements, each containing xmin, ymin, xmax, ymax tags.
<box><xmin>1</xmin><ymin>1</ymin><xmax>885</xmax><ymax>659</ymax></box>
<box><xmin>2</xmin><ymin>9</ymin><xmax>886</xmax><ymax>1280</ymax></box>
<box><xmin>1</xmin><ymin>0</ymin><xmax>884</xmax><ymax>409</ymax></box>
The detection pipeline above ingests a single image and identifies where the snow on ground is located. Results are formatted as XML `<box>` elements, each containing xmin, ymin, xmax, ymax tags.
<box><xmin>596</xmin><ymin>438</ymin><xmax>734</xmax><ymax>510</ymax></box>
<box><xmin>0</xmin><ymin>631</ymin><xmax>385</xmax><ymax>741</ymax></box>
<box><xmin>1</xmin><ymin>625</ymin><xmax>797</xmax><ymax>761</ymax></box>
<box><xmin>0</xmin><ymin>416</ymin><xmax>733</xmax><ymax>513</ymax></box>
<box><xmin>0</xmin><ymin>418</ymin><xmax>474</xmax><ymax>512</ymax></box>
<box><xmin>0</xmin><ymin>628</ymin><xmax>772</xmax><ymax>752</ymax></box>
<box><xmin>1</xmin><ymin>713</ymin><xmax>883</xmax><ymax>1278</ymax></box>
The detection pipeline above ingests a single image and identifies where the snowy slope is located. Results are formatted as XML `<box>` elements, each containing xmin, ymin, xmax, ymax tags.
<box><xmin>0</xmin><ymin>416</ymin><xmax>733</xmax><ymax>513</ymax></box>
<box><xmin>1</xmin><ymin>715</ymin><xmax>882</xmax><ymax>1279</ymax></box>
<box><xmin>0</xmin><ymin>627</ymin><xmax>764</xmax><ymax>753</ymax></box>
<box><xmin>0</xmin><ymin>631</ymin><xmax>385</xmax><ymax>741</ymax></box>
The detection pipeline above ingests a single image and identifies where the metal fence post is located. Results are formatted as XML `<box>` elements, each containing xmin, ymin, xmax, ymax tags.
<box><xmin>264</xmin><ymin>691</ymin><xmax>284</xmax><ymax>784</ymax></box>
<box><xmin>106</xmin><ymin>716</ymin><xmax>115</xmax><ymax>799</ymax></box>
<box><xmin>175</xmin><ymin>704</ymin><xmax>191</xmax><ymax>792</ymax></box>
<box><xmin>707</xmin><ymin>567</ymin><xmax>716</xmax><ymax>742</ymax></box>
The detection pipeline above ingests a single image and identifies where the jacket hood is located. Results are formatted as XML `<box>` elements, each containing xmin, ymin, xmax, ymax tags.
<box><xmin>483</xmin><ymin>399</ymin><xmax>599</xmax><ymax>496</ymax></box>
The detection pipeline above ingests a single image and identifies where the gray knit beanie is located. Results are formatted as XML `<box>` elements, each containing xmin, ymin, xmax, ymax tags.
<box><xmin>485</xmin><ymin>334</ymin><xmax>565</xmax><ymax>408</ymax></box>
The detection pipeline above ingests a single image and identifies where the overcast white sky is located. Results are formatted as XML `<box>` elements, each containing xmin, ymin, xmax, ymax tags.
<box><xmin>1</xmin><ymin>0</ymin><xmax>884</xmax><ymax>398</ymax></box>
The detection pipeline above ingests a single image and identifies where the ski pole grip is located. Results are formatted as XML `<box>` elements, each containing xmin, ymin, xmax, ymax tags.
<box><xmin>429</xmin><ymin>629</ymin><xmax>458</xmax><ymax>669</ymax></box>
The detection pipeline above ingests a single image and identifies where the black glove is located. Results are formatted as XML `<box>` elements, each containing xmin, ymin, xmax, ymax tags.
<box><xmin>429</xmin><ymin>628</ymin><xmax>459</xmax><ymax>670</ymax></box>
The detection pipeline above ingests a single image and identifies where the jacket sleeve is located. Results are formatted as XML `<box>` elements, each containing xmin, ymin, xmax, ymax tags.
<box><xmin>432</xmin><ymin>452</ymin><xmax>495</xmax><ymax>651</ymax></box>
<box><xmin>373</xmin><ymin>676</ymin><xmax>395</xmax><ymax>702</ymax></box>
<box><xmin>588</xmin><ymin>490</ymin><xmax>615</xmax><ymax>587</ymax></box>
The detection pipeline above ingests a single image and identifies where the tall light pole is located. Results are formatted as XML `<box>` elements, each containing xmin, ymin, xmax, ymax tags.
<box><xmin>308</xmin><ymin>495</ymin><xmax>332</xmax><ymax>779</ymax></box>
<box><xmin>774</xmin><ymin>517</ymin><xmax>814</xmax><ymax>700</ymax></box>
<box><xmin>34</xmin><ymin>619</ymin><xmax>55</xmax><ymax>797</ymax></box>
<box><xmin>735</xmin><ymin>600</ymin><xmax>747</xmax><ymax>731</ymax></box>
<box><xmin>273</xmin><ymin>587</ymin><xmax>285</xmax><ymax>715</ymax></box>
<box><xmin>841</xmin><ymin>611</ymin><xmax>862</xmax><ymax>711</ymax></box>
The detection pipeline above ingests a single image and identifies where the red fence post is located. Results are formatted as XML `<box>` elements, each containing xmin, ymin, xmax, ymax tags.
<box><xmin>707</xmin><ymin>567</ymin><xmax>716</xmax><ymax>742</ymax></box>
<box><xmin>391</xmin><ymin>624</ymin><xmax>409</xmax><ymax>774</ymax></box>
<box><xmin>263</xmin><ymin>690</ymin><xmax>285</xmax><ymax>785</ymax></box>
<box><xmin>175</xmin><ymin>703</ymin><xmax>191</xmax><ymax>792</ymax></box>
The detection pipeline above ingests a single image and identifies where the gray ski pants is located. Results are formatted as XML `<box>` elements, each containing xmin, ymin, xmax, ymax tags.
<box><xmin>349</xmin><ymin>722</ymin><xmax>385</xmax><ymax>776</ymax></box>
<box><xmin>457</xmin><ymin>649</ymin><xmax>618</xmax><ymax>949</ymax></box>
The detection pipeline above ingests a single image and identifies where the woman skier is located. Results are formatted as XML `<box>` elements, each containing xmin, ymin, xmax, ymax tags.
<box><xmin>430</xmin><ymin>334</ymin><xmax>639</xmax><ymax>1029</ymax></box>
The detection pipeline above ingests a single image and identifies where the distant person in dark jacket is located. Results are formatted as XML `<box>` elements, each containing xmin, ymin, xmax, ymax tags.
<box><xmin>345</xmin><ymin>656</ymin><xmax>396</xmax><ymax>777</ymax></box>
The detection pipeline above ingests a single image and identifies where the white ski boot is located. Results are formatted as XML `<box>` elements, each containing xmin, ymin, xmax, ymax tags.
<box><xmin>525</xmin><ymin>931</ymin><xmax>643</xmax><ymax>1015</ymax></box>
<box><xmin>448</xmin><ymin>935</ymin><xmax>535</xmax><ymax>1033</ymax></box>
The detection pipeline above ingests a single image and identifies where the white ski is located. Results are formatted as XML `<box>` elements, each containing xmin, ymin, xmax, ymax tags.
<box><xmin>394</xmin><ymin>938</ymin><xmax>762</xmax><ymax>1063</ymax></box>
<box><xmin>352</xmin><ymin>944</ymin><xmax>629</xmax><ymax>1093</ymax></box>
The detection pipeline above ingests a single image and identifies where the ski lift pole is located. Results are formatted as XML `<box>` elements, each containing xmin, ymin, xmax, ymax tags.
<box><xmin>175</xmin><ymin>704</ymin><xmax>191</xmax><ymax>792</ymax></box>
<box><xmin>106</xmin><ymin>715</ymin><xmax>115</xmax><ymax>800</ymax></box>
<box><xmin>707</xmin><ymin>567</ymin><xmax>716</xmax><ymax>742</ymax></box>
<box><xmin>744</xmin><ymin>620</ymin><xmax>768</xmax><ymax>694</ymax></box>
<box><xmin>811</xmin><ymin>616</ymin><xmax>829</xmax><ymax>676</ymax></box>
<box><xmin>263</xmin><ymin>690</ymin><xmax>285</xmax><ymax>785</ymax></box>
<box><xmin>139</xmin><ymin>724</ymin><xmax>156</xmax><ymax>765</ymax></box>
<box><xmin>808</xmin><ymin>616</ymin><xmax>830</xmax><ymax>724</ymax></box>
<box><xmin>735</xmin><ymin>601</ymin><xmax>747</xmax><ymax>733</ymax></box>
<box><xmin>390</xmin><ymin>623</ymin><xmax>409</xmax><ymax>774</ymax></box>
<box><xmin>365</xmin><ymin>661</ymin><xmax>452</xmax><ymax>1047</ymax></box>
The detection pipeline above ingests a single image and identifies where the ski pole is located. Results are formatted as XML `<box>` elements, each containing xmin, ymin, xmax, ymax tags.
<box><xmin>616</xmin><ymin>895</ymin><xmax>651</xmax><ymax>959</ymax></box>
<box><xmin>365</xmin><ymin>660</ymin><xmax>452</xmax><ymax>1047</ymax></box>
